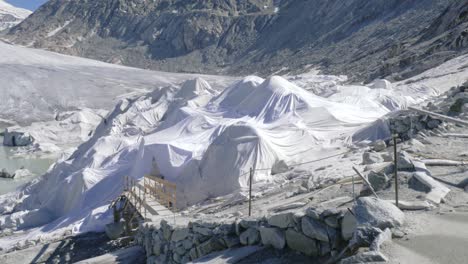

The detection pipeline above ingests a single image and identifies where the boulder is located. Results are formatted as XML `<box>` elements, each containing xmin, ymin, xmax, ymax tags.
<box><xmin>301</xmin><ymin>216</ymin><xmax>330</xmax><ymax>242</ymax></box>
<box><xmin>367</xmin><ymin>171</ymin><xmax>389</xmax><ymax>191</ymax></box>
<box><xmin>350</xmin><ymin>226</ymin><xmax>383</xmax><ymax>247</ymax></box>
<box><xmin>105</xmin><ymin>222</ymin><xmax>125</xmax><ymax>240</ymax></box>
<box><xmin>412</xmin><ymin>172</ymin><xmax>450</xmax><ymax>204</ymax></box>
<box><xmin>196</xmin><ymin>237</ymin><xmax>225</xmax><ymax>257</ymax></box>
<box><xmin>373</xmin><ymin>140</ymin><xmax>387</xmax><ymax>152</ymax></box>
<box><xmin>285</xmin><ymin>229</ymin><xmax>318</xmax><ymax>256</ymax></box>
<box><xmin>362</xmin><ymin>152</ymin><xmax>384</xmax><ymax>165</ymax></box>
<box><xmin>0</xmin><ymin>169</ymin><xmax>14</xmax><ymax>179</ymax></box>
<box><xmin>353</xmin><ymin>197</ymin><xmax>404</xmax><ymax>229</ymax></box>
<box><xmin>340</xmin><ymin>251</ymin><xmax>388</xmax><ymax>263</ymax></box>
<box><xmin>341</xmin><ymin>211</ymin><xmax>357</xmax><ymax>241</ymax></box>
<box><xmin>271</xmin><ymin>160</ymin><xmax>289</xmax><ymax>175</ymax></box>
<box><xmin>370</xmin><ymin>228</ymin><xmax>392</xmax><ymax>251</ymax></box>
<box><xmin>2</xmin><ymin>129</ymin><xmax>34</xmax><ymax>147</ymax></box>
<box><xmin>239</xmin><ymin>218</ymin><xmax>259</xmax><ymax>229</ymax></box>
<box><xmin>268</xmin><ymin>213</ymin><xmax>295</xmax><ymax>228</ymax></box>
<box><xmin>259</xmin><ymin>227</ymin><xmax>286</xmax><ymax>249</ymax></box>
<box><xmin>397</xmin><ymin>151</ymin><xmax>414</xmax><ymax>171</ymax></box>
<box><xmin>240</xmin><ymin>227</ymin><xmax>260</xmax><ymax>245</ymax></box>
<box><xmin>193</xmin><ymin>225</ymin><xmax>213</xmax><ymax>236</ymax></box>
<box><xmin>222</xmin><ymin>236</ymin><xmax>240</xmax><ymax>248</ymax></box>
<box><xmin>171</xmin><ymin>227</ymin><xmax>190</xmax><ymax>242</ymax></box>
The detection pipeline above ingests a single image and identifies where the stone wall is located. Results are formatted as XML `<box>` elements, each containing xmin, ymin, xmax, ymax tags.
<box><xmin>136</xmin><ymin>208</ymin><xmax>348</xmax><ymax>264</ymax></box>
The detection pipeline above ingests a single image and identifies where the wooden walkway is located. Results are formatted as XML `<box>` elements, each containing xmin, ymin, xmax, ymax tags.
<box><xmin>124</xmin><ymin>175</ymin><xmax>177</xmax><ymax>222</ymax></box>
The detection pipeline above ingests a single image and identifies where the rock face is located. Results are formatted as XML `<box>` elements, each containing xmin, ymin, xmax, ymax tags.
<box><xmin>0</xmin><ymin>0</ymin><xmax>31</xmax><ymax>31</ymax></box>
<box><xmin>5</xmin><ymin>0</ymin><xmax>468</xmax><ymax>82</ymax></box>
<box><xmin>2</xmin><ymin>128</ymin><xmax>34</xmax><ymax>146</ymax></box>
<box><xmin>353</xmin><ymin>197</ymin><xmax>405</xmax><ymax>229</ymax></box>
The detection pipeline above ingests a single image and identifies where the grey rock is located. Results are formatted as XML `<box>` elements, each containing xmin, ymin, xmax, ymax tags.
<box><xmin>305</xmin><ymin>208</ymin><xmax>322</xmax><ymax>220</ymax></box>
<box><xmin>196</xmin><ymin>237</ymin><xmax>225</xmax><ymax>257</ymax></box>
<box><xmin>391</xmin><ymin>228</ymin><xmax>406</xmax><ymax>238</ymax></box>
<box><xmin>319</xmin><ymin>241</ymin><xmax>331</xmax><ymax>257</ymax></box>
<box><xmin>367</xmin><ymin>171</ymin><xmax>390</xmax><ymax>191</ymax></box>
<box><xmin>398</xmin><ymin>151</ymin><xmax>415</xmax><ymax>171</ymax></box>
<box><xmin>373</xmin><ymin>140</ymin><xmax>387</xmax><ymax>152</ymax></box>
<box><xmin>2</xmin><ymin>129</ymin><xmax>34</xmax><ymax>147</ymax></box>
<box><xmin>171</xmin><ymin>227</ymin><xmax>190</xmax><ymax>242</ymax></box>
<box><xmin>183</xmin><ymin>239</ymin><xmax>193</xmax><ymax>250</ymax></box>
<box><xmin>193</xmin><ymin>225</ymin><xmax>213</xmax><ymax>236</ymax></box>
<box><xmin>354</xmin><ymin>197</ymin><xmax>405</xmax><ymax>229</ymax></box>
<box><xmin>285</xmin><ymin>229</ymin><xmax>318</xmax><ymax>256</ymax></box>
<box><xmin>189</xmin><ymin>247</ymin><xmax>198</xmax><ymax>261</ymax></box>
<box><xmin>301</xmin><ymin>216</ymin><xmax>330</xmax><ymax>242</ymax></box>
<box><xmin>239</xmin><ymin>218</ymin><xmax>259</xmax><ymax>229</ymax></box>
<box><xmin>324</xmin><ymin>215</ymin><xmax>340</xmax><ymax>229</ymax></box>
<box><xmin>240</xmin><ymin>227</ymin><xmax>260</xmax><ymax>245</ymax></box>
<box><xmin>341</xmin><ymin>211</ymin><xmax>357</xmax><ymax>241</ymax></box>
<box><xmin>362</xmin><ymin>152</ymin><xmax>384</xmax><ymax>165</ymax></box>
<box><xmin>370</xmin><ymin>228</ymin><xmax>392</xmax><ymax>251</ymax></box>
<box><xmin>105</xmin><ymin>222</ymin><xmax>124</xmax><ymax>240</ymax></box>
<box><xmin>222</xmin><ymin>236</ymin><xmax>241</xmax><ymax>248</ymax></box>
<box><xmin>175</xmin><ymin>245</ymin><xmax>186</xmax><ymax>255</ymax></box>
<box><xmin>259</xmin><ymin>227</ymin><xmax>286</xmax><ymax>250</ymax></box>
<box><xmin>271</xmin><ymin>160</ymin><xmax>289</xmax><ymax>175</ymax></box>
<box><xmin>268</xmin><ymin>213</ymin><xmax>296</xmax><ymax>228</ymax></box>
<box><xmin>340</xmin><ymin>251</ymin><xmax>388</xmax><ymax>263</ymax></box>
<box><xmin>427</xmin><ymin>119</ymin><xmax>442</xmax><ymax>129</ymax></box>
<box><xmin>350</xmin><ymin>226</ymin><xmax>383</xmax><ymax>247</ymax></box>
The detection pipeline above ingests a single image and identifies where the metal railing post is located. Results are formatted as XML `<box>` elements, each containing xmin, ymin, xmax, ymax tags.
<box><xmin>393</xmin><ymin>134</ymin><xmax>399</xmax><ymax>208</ymax></box>
<box><xmin>249</xmin><ymin>167</ymin><xmax>253</xmax><ymax>217</ymax></box>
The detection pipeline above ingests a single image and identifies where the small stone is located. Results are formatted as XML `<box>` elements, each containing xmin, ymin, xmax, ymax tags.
<box><xmin>259</xmin><ymin>227</ymin><xmax>286</xmax><ymax>249</ymax></box>
<box><xmin>189</xmin><ymin>247</ymin><xmax>198</xmax><ymax>260</ymax></box>
<box><xmin>370</xmin><ymin>228</ymin><xmax>392</xmax><ymax>251</ymax></box>
<box><xmin>373</xmin><ymin>140</ymin><xmax>387</xmax><ymax>152</ymax></box>
<box><xmin>324</xmin><ymin>215</ymin><xmax>339</xmax><ymax>228</ymax></box>
<box><xmin>391</xmin><ymin>228</ymin><xmax>406</xmax><ymax>239</ymax></box>
<box><xmin>367</xmin><ymin>170</ymin><xmax>389</xmax><ymax>191</ymax></box>
<box><xmin>305</xmin><ymin>208</ymin><xmax>321</xmax><ymax>220</ymax></box>
<box><xmin>239</xmin><ymin>218</ymin><xmax>259</xmax><ymax>229</ymax></box>
<box><xmin>398</xmin><ymin>151</ymin><xmax>415</xmax><ymax>171</ymax></box>
<box><xmin>183</xmin><ymin>239</ymin><xmax>193</xmax><ymax>250</ymax></box>
<box><xmin>362</xmin><ymin>152</ymin><xmax>385</xmax><ymax>165</ymax></box>
<box><xmin>350</xmin><ymin>226</ymin><xmax>383</xmax><ymax>247</ymax></box>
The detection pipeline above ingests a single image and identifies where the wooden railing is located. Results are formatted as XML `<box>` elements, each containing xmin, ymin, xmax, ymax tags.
<box><xmin>123</xmin><ymin>175</ymin><xmax>177</xmax><ymax>220</ymax></box>
<box><xmin>144</xmin><ymin>175</ymin><xmax>177</xmax><ymax>212</ymax></box>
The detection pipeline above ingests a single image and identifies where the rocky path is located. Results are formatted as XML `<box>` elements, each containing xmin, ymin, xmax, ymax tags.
<box><xmin>382</xmin><ymin>211</ymin><xmax>468</xmax><ymax>264</ymax></box>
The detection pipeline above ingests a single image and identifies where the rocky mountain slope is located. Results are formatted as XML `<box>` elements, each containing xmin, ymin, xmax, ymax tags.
<box><xmin>4</xmin><ymin>0</ymin><xmax>468</xmax><ymax>81</ymax></box>
<box><xmin>0</xmin><ymin>0</ymin><xmax>31</xmax><ymax>31</ymax></box>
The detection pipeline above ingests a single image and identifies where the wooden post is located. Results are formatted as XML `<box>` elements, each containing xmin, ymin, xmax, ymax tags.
<box><xmin>393</xmin><ymin>134</ymin><xmax>399</xmax><ymax>208</ymax></box>
<box><xmin>352</xmin><ymin>166</ymin><xmax>379</xmax><ymax>198</ymax></box>
<box><xmin>352</xmin><ymin>174</ymin><xmax>356</xmax><ymax>204</ymax></box>
<box><xmin>249</xmin><ymin>168</ymin><xmax>253</xmax><ymax>217</ymax></box>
